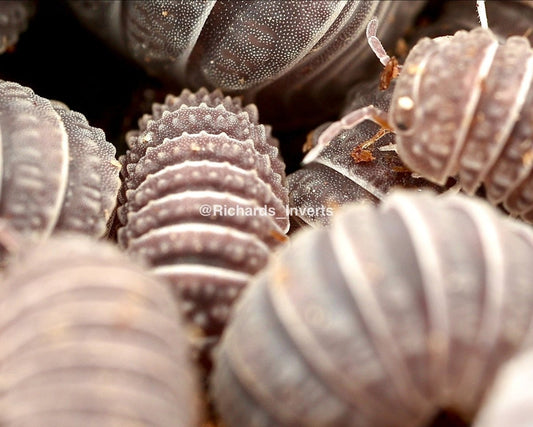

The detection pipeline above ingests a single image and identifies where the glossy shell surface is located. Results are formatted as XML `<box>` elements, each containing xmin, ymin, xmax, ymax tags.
<box><xmin>392</xmin><ymin>27</ymin><xmax>533</xmax><ymax>221</ymax></box>
<box><xmin>0</xmin><ymin>80</ymin><xmax>121</xmax><ymax>242</ymax></box>
<box><xmin>211</xmin><ymin>190</ymin><xmax>533</xmax><ymax>426</ymax></box>
<box><xmin>0</xmin><ymin>234</ymin><xmax>201</xmax><ymax>426</ymax></box>
<box><xmin>117</xmin><ymin>87</ymin><xmax>289</xmax><ymax>365</ymax></box>
<box><xmin>67</xmin><ymin>0</ymin><xmax>425</xmax><ymax>129</ymax></box>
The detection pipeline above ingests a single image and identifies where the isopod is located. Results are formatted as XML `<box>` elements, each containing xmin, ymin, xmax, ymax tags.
<box><xmin>211</xmin><ymin>189</ymin><xmax>533</xmax><ymax>426</ymax></box>
<box><xmin>304</xmin><ymin>1</ymin><xmax>533</xmax><ymax>222</ymax></box>
<box><xmin>66</xmin><ymin>0</ymin><xmax>425</xmax><ymax>130</ymax></box>
<box><xmin>288</xmin><ymin>77</ymin><xmax>447</xmax><ymax>227</ymax></box>
<box><xmin>0</xmin><ymin>234</ymin><xmax>201</xmax><ymax>426</ymax></box>
<box><xmin>0</xmin><ymin>80</ymin><xmax>121</xmax><ymax>243</ymax></box>
<box><xmin>116</xmin><ymin>87</ymin><xmax>289</xmax><ymax>368</ymax></box>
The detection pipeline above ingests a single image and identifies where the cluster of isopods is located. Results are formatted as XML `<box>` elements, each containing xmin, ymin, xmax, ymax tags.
<box><xmin>66</xmin><ymin>0</ymin><xmax>426</xmax><ymax>131</ymax></box>
<box><xmin>2</xmin><ymin>1</ymin><xmax>533</xmax><ymax>426</ymax></box>
<box><xmin>288</xmin><ymin>78</ymin><xmax>452</xmax><ymax>227</ymax></box>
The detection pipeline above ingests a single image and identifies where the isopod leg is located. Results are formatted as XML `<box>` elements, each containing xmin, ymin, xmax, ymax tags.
<box><xmin>302</xmin><ymin>105</ymin><xmax>391</xmax><ymax>165</ymax></box>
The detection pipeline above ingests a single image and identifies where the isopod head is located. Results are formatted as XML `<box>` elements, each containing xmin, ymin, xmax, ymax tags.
<box><xmin>390</xmin><ymin>28</ymin><xmax>501</xmax><ymax>185</ymax></box>
<box><xmin>288</xmin><ymin>78</ymin><xmax>449</xmax><ymax>227</ymax></box>
<box><xmin>303</xmin><ymin>11</ymin><xmax>533</xmax><ymax>222</ymax></box>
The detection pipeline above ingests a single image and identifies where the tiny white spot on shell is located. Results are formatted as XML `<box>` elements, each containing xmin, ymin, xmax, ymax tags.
<box><xmin>193</xmin><ymin>312</ymin><xmax>209</xmax><ymax>328</ymax></box>
<box><xmin>398</xmin><ymin>96</ymin><xmax>414</xmax><ymax>111</ymax></box>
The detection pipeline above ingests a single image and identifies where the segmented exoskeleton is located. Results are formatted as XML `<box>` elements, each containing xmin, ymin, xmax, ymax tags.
<box><xmin>116</xmin><ymin>87</ymin><xmax>289</xmax><ymax>368</ymax></box>
<box><xmin>304</xmin><ymin>1</ymin><xmax>533</xmax><ymax>222</ymax></box>
<box><xmin>0</xmin><ymin>80</ymin><xmax>121</xmax><ymax>243</ymax></box>
<box><xmin>288</xmin><ymin>78</ymin><xmax>447</xmax><ymax>227</ymax></box>
<box><xmin>67</xmin><ymin>0</ymin><xmax>425</xmax><ymax>130</ymax></box>
<box><xmin>211</xmin><ymin>190</ymin><xmax>533</xmax><ymax>426</ymax></box>
<box><xmin>0</xmin><ymin>234</ymin><xmax>201</xmax><ymax>426</ymax></box>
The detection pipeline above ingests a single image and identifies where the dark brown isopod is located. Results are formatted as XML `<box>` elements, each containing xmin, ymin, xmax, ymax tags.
<box><xmin>0</xmin><ymin>0</ymin><xmax>35</xmax><ymax>54</ymax></box>
<box><xmin>288</xmin><ymin>78</ymin><xmax>446</xmax><ymax>227</ymax></box>
<box><xmin>211</xmin><ymin>190</ymin><xmax>533</xmax><ymax>426</ymax></box>
<box><xmin>304</xmin><ymin>2</ymin><xmax>533</xmax><ymax>222</ymax></box>
<box><xmin>117</xmin><ymin>87</ymin><xmax>289</xmax><ymax>366</ymax></box>
<box><xmin>66</xmin><ymin>0</ymin><xmax>425</xmax><ymax>130</ymax></box>
<box><xmin>0</xmin><ymin>80</ymin><xmax>121</xmax><ymax>243</ymax></box>
<box><xmin>0</xmin><ymin>234</ymin><xmax>201</xmax><ymax>426</ymax></box>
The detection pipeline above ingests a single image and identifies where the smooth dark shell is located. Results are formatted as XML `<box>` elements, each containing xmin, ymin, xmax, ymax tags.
<box><xmin>0</xmin><ymin>80</ymin><xmax>121</xmax><ymax>243</ymax></box>
<box><xmin>211</xmin><ymin>190</ymin><xmax>533</xmax><ymax>426</ymax></box>
<box><xmin>67</xmin><ymin>0</ymin><xmax>426</xmax><ymax>130</ymax></box>
<box><xmin>0</xmin><ymin>234</ymin><xmax>201</xmax><ymax>426</ymax></box>
<box><xmin>117</xmin><ymin>87</ymin><xmax>289</xmax><ymax>367</ymax></box>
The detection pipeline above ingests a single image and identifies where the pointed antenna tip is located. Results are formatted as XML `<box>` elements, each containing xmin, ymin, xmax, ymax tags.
<box><xmin>476</xmin><ymin>0</ymin><xmax>489</xmax><ymax>29</ymax></box>
<box><xmin>366</xmin><ymin>17</ymin><xmax>379</xmax><ymax>38</ymax></box>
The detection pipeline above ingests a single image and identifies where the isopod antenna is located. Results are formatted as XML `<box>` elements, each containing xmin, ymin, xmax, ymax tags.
<box><xmin>302</xmin><ymin>17</ymin><xmax>394</xmax><ymax>165</ymax></box>
<box><xmin>303</xmin><ymin>0</ymin><xmax>491</xmax><ymax>167</ymax></box>
<box><xmin>477</xmin><ymin>0</ymin><xmax>488</xmax><ymax>29</ymax></box>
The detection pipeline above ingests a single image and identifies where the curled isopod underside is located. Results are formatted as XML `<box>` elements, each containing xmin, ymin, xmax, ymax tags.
<box><xmin>67</xmin><ymin>0</ymin><xmax>425</xmax><ymax>130</ymax></box>
<box><xmin>117</xmin><ymin>87</ymin><xmax>289</xmax><ymax>368</ymax></box>
<box><xmin>288</xmin><ymin>79</ymin><xmax>448</xmax><ymax>227</ymax></box>
<box><xmin>211</xmin><ymin>190</ymin><xmax>533</xmax><ymax>426</ymax></box>
<box><xmin>0</xmin><ymin>0</ymin><xmax>35</xmax><ymax>54</ymax></box>
<box><xmin>0</xmin><ymin>80</ymin><xmax>121</xmax><ymax>244</ymax></box>
<box><xmin>0</xmin><ymin>234</ymin><xmax>201</xmax><ymax>426</ymax></box>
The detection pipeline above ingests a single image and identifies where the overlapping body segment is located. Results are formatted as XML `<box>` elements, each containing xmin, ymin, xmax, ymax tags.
<box><xmin>212</xmin><ymin>191</ymin><xmax>533</xmax><ymax>426</ymax></box>
<box><xmin>0</xmin><ymin>80</ymin><xmax>121</xmax><ymax>243</ymax></box>
<box><xmin>68</xmin><ymin>0</ymin><xmax>425</xmax><ymax>129</ymax></box>
<box><xmin>117</xmin><ymin>88</ymin><xmax>289</xmax><ymax>369</ymax></box>
<box><xmin>304</xmin><ymin>11</ymin><xmax>533</xmax><ymax>223</ymax></box>
<box><xmin>0</xmin><ymin>235</ymin><xmax>201</xmax><ymax>426</ymax></box>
